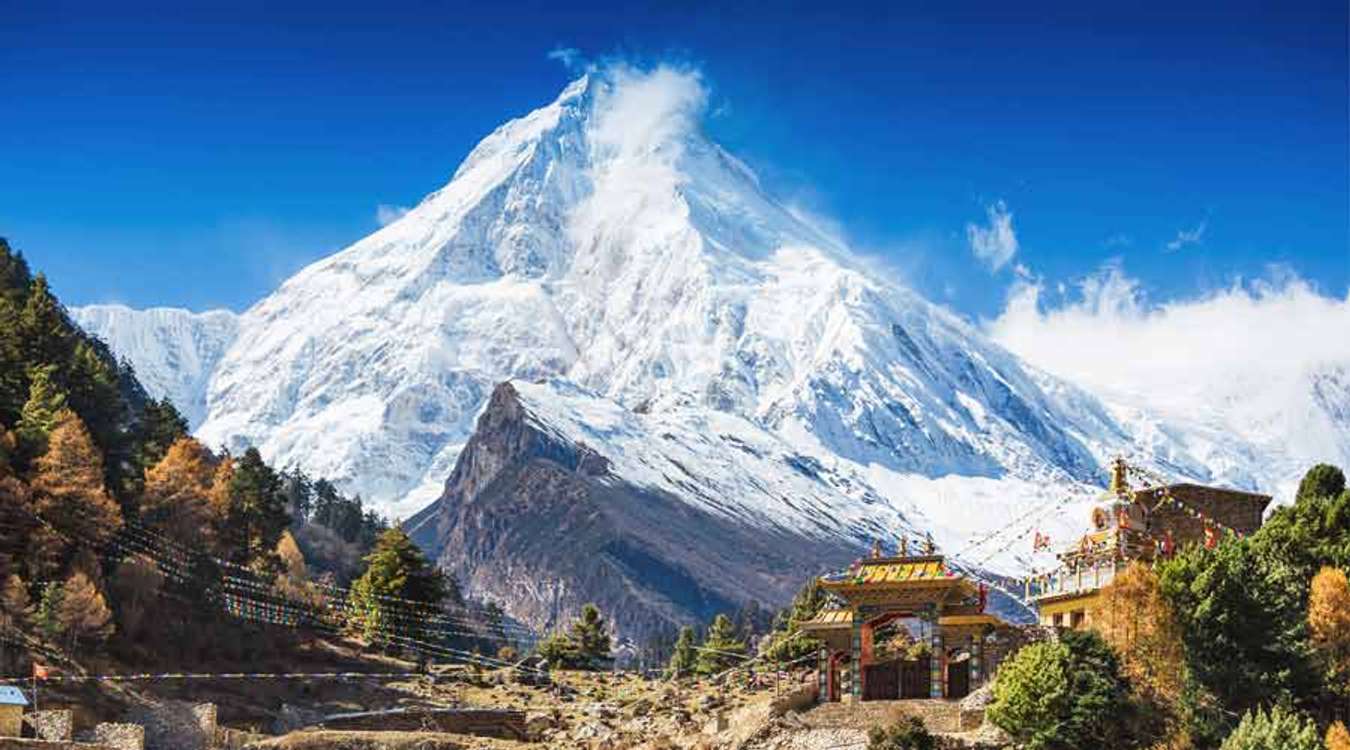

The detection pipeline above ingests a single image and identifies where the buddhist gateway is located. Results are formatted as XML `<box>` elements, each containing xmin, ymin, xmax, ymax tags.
<box><xmin>807</xmin><ymin>459</ymin><xmax>1270</xmax><ymax>704</ymax></box>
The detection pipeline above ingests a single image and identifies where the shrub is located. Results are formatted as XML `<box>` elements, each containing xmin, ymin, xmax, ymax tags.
<box><xmin>1218</xmin><ymin>704</ymin><xmax>1320</xmax><ymax>750</ymax></box>
<box><xmin>867</xmin><ymin>716</ymin><xmax>937</xmax><ymax>750</ymax></box>
<box><xmin>987</xmin><ymin>630</ymin><xmax>1159</xmax><ymax>750</ymax></box>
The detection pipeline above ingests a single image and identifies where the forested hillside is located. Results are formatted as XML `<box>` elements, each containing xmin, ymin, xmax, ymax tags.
<box><xmin>0</xmin><ymin>237</ymin><xmax>503</xmax><ymax>676</ymax></box>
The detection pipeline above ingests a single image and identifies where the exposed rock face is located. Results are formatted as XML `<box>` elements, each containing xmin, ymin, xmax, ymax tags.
<box><xmin>409</xmin><ymin>382</ymin><xmax>860</xmax><ymax>638</ymax></box>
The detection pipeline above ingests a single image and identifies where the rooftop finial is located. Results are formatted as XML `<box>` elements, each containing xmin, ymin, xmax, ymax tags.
<box><xmin>1109</xmin><ymin>456</ymin><xmax>1130</xmax><ymax>497</ymax></box>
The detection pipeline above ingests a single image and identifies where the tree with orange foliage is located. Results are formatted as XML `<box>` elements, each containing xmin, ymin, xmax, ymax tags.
<box><xmin>141</xmin><ymin>436</ymin><xmax>217</xmax><ymax>547</ymax></box>
<box><xmin>1092</xmin><ymin>561</ymin><xmax>1186</xmax><ymax>704</ymax></box>
<box><xmin>30</xmin><ymin>409</ymin><xmax>122</xmax><ymax>577</ymax></box>
<box><xmin>1309</xmin><ymin>566</ymin><xmax>1350</xmax><ymax>695</ymax></box>
<box><xmin>1327</xmin><ymin>722</ymin><xmax>1350</xmax><ymax>750</ymax></box>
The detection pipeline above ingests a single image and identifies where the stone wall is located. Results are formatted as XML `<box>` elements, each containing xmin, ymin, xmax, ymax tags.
<box><xmin>26</xmin><ymin>709</ymin><xmax>74</xmax><ymax>741</ymax></box>
<box><xmin>1137</xmin><ymin>483</ymin><xmax>1270</xmax><ymax>544</ymax></box>
<box><xmin>126</xmin><ymin>702</ymin><xmax>216</xmax><ymax>750</ymax></box>
<box><xmin>92</xmin><ymin>723</ymin><xmax>144</xmax><ymax>750</ymax></box>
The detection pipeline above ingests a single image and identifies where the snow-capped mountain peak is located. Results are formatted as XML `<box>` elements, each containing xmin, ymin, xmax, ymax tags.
<box><xmin>78</xmin><ymin>68</ymin><xmax>1348</xmax><ymax>582</ymax></box>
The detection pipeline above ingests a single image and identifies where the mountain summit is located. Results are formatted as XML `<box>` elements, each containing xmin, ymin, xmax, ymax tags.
<box><xmin>186</xmin><ymin>68</ymin><xmax>1114</xmax><ymax>521</ymax></box>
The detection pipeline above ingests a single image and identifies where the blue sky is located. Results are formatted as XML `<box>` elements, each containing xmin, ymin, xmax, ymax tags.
<box><xmin>1</xmin><ymin>0</ymin><xmax>1346</xmax><ymax>319</ymax></box>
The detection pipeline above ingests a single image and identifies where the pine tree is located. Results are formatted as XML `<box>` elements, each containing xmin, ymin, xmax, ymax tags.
<box><xmin>1296</xmin><ymin>463</ymin><xmax>1346</xmax><ymax>502</ymax></box>
<box><xmin>0</xmin><ymin>298</ymin><xmax>24</xmax><ymax>425</ymax></box>
<box><xmin>15</xmin><ymin>364</ymin><xmax>67</xmax><ymax>463</ymax></box>
<box><xmin>0</xmin><ymin>239</ymin><xmax>32</xmax><ymax>303</ymax></box>
<box><xmin>132</xmin><ymin>398</ymin><xmax>188</xmax><ymax>480</ymax></box>
<box><xmin>667</xmin><ymin>625</ymin><xmax>698</xmax><ymax>678</ymax></box>
<box><xmin>33</xmin><ymin>581</ymin><xmax>63</xmax><ymax>641</ymax></box>
<box><xmin>18</xmin><ymin>274</ymin><xmax>73</xmax><ymax>369</ymax></box>
<box><xmin>141</xmin><ymin>436</ymin><xmax>217</xmax><ymax>547</ymax></box>
<box><xmin>1219</xmin><ymin>704</ymin><xmax>1321</xmax><ymax>750</ymax></box>
<box><xmin>56</xmin><ymin>571</ymin><xmax>113</xmax><ymax>652</ymax></box>
<box><xmin>30</xmin><ymin>409</ymin><xmax>122</xmax><ymax>578</ymax></box>
<box><xmin>348</xmin><ymin>528</ymin><xmax>447</xmax><ymax>642</ymax></box>
<box><xmin>64</xmin><ymin>340</ymin><xmax>123</xmax><ymax>452</ymax></box>
<box><xmin>696</xmin><ymin>613</ymin><xmax>747</xmax><ymax>676</ymax></box>
<box><xmin>216</xmin><ymin>447</ymin><xmax>289</xmax><ymax>575</ymax></box>
<box><xmin>568</xmin><ymin>603</ymin><xmax>612</xmax><ymax>668</ymax></box>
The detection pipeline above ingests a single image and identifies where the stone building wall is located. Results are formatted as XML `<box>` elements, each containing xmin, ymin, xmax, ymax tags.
<box><xmin>26</xmin><ymin>709</ymin><xmax>73</xmax><ymax>741</ymax></box>
<box><xmin>1136</xmin><ymin>483</ymin><xmax>1270</xmax><ymax>545</ymax></box>
<box><xmin>92</xmin><ymin>723</ymin><xmax>144</xmax><ymax>750</ymax></box>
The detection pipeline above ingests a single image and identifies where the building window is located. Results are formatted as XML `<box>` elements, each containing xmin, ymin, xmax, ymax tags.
<box><xmin>1070</xmin><ymin>610</ymin><xmax>1086</xmax><ymax>629</ymax></box>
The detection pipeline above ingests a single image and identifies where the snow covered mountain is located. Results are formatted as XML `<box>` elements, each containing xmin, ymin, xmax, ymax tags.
<box><xmin>75</xmin><ymin>67</ymin><xmax>1349</xmax><ymax>596</ymax></box>
<box><xmin>188</xmin><ymin>69</ymin><xmax>1128</xmax><ymax>523</ymax></box>
<box><xmin>71</xmin><ymin>304</ymin><xmax>238</xmax><ymax>428</ymax></box>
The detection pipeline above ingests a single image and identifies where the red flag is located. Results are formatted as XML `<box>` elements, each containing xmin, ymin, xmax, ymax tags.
<box><xmin>32</xmin><ymin>663</ymin><xmax>51</xmax><ymax>680</ymax></box>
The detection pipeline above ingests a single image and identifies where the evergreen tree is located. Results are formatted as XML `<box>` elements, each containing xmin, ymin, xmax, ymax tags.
<box><xmin>0</xmin><ymin>297</ymin><xmax>24</xmax><ymax>425</ymax></box>
<box><xmin>30</xmin><ymin>409</ymin><xmax>123</xmax><ymax>578</ymax></box>
<box><xmin>280</xmin><ymin>469</ymin><xmax>314</xmax><ymax>523</ymax></box>
<box><xmin>1157</xmin><ymin>537</ymin><xmax>1313</xmax><ymax>745</ymax></box>
<box><xmin>567</xmin><ymin>603</ymin><xmax>612</xmax><ymax>668</ymax></box>
<box><xmin>1296</xmin><ymin>463</ymin><xmax>1346</xmax><ymax>503</ymax></box>
<box><xmin>1218</xmin><ymin>704</ymin><xmax>1321</xmax><ymax>750</ymax></box>
<box><xmin>0</xmin><ymin>239</ymin><xmax>32</xmax><ymax>303</ymax></box>
<box><xmin>696</xmin><ymin>613</ymin><xmax>747</xmax><ymax>676</ymax></box>
<box><xmin>764</xmin><ymin>579</ymin><xmax>830</xmax><ymax>661</ymax></box>
<box><xmin>141</xmin><ymin>436</ymin><xmax>217</xmax><ymax>547</ymax></box>
<box><xmin>536</xmin><ymin>631</ymin><xmax>579</xmax><ymax>670</ymax></box>
<box><xmin>132</xmin><ymin>397</ymin><xmax>188</xmax><ymax>481</ymax></box>
<box><xmin>988</xmin><ymin>629</ymin><xmax>1160</xmax><ymax>750</ymax></box>
<box><xmin>216</xmin><ymin>447</ymin><xmax>289</xmax><ymax>576</ymax></box>
<box><xmin>667</xmin><ymin>625</ymin><xmax>698</xmax><ymax>678</ymax></box>
<box><xmin>15</xmin><ymin>364</ymin><xmax>67</xmax><ymax>463</ymax></box>
<box><xmin>33</xmin><ymin>581</ymin><xmax>64</xmax><ymax>641</ymax></box>
<box><xmin>348</xmin><ymin>528</ymin><xmax>447</xmax><ymax>642</ymax></box>
<box><xmin>18</xmin><ymin>274</ymin><xmax>73</xmax><ymax>369</ymax></box>
<box><xmin>64</xmin><ymin>340</ymin><xmax>123</xmax><ymax>450</ymax></box>
<box><xmin>56</xmin><ymin>570</ymin><xmax>113</xmax><ymax>652</ymax></box>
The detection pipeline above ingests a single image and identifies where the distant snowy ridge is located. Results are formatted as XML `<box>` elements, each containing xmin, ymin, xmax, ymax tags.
<box><xmin>71</xmin><ymin>304</ymin><xmax>238</xmax><ymax>428</ymax></box>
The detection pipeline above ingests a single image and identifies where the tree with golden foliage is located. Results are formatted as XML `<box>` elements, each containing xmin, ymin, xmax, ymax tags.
<box><xmin>1309</xmin><ymin>566</ymin><xmax>1350</xmax><ymax>693</ymax></box>
<box><xmin>30</xmin><ymin>409</ymin><xmax>122</xmax><ymax>577</ymax></box>
<box><xmin>1092</xmin><ymin>562</ymin><xmax>1186</xmax><ymax>703</ymax></box>
<box><xmin>56</xmin><ymin>570</ymin><xmax>113</xmax><ymax>652</ymax></box>
<box><xmin>141</xmin><ymin>436</ymin><xmax>217</xmax><ymax>547</ymax></box>
<box><xmin>1327</xmin><ymin>722</ymin><xmax>1350</xmax><ymax>750</ymax></box>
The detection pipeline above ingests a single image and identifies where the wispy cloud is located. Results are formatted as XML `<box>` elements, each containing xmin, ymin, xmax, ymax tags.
<box><xmin>375</xmin><ymin>204</ymin><xmax>409</xmax><ymax>227</ymax></box>
<box><xmin>1165</xmin><ymin>218</ymin><xmax>1207</xmax><ymax>252</ymax></box>
<box><xmin>966</xmin><ymin>200</ymin><xmax>1019</xmax><ymax>271</ymax></box>
<box><xmin>547</xmin><ymin>46</ymin><xmax>587</xmax><ymax>72</ymax></box>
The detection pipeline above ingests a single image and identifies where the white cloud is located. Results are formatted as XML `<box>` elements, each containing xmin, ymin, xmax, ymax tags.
<box><xmin>987</xmin><ymin>262</ymin><xmax>1350</xmax><ymax>485</ymax></box>
<box><xmin>966</xmin><ymin>200</ymin><xmax>1019</xmax><ymax>271</ymax></box>
<box><xmin>1165</xmin><ymin>219</ymin><xmax>1207</xmax><ymax>252</ymax></box>
<box><xmin>547</xmin><ymin>46</ymin><xmax>586</xmax><ymax>71</ymax></box>
<box><xmin>590</xmin><ymin>63</ymin><xmax>707</xmax><ymax>160</ymax></box>
<box><xmin>375</xmin><ymin>204</ymin><xmax>409</xmax><ymax>227</ymax></box>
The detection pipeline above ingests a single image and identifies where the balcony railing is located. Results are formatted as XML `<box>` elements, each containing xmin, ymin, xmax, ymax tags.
<box><xmin>1025</xmin><ymin>558</ymin><xmax>1129</xmax><ymax>601</ymax></box>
